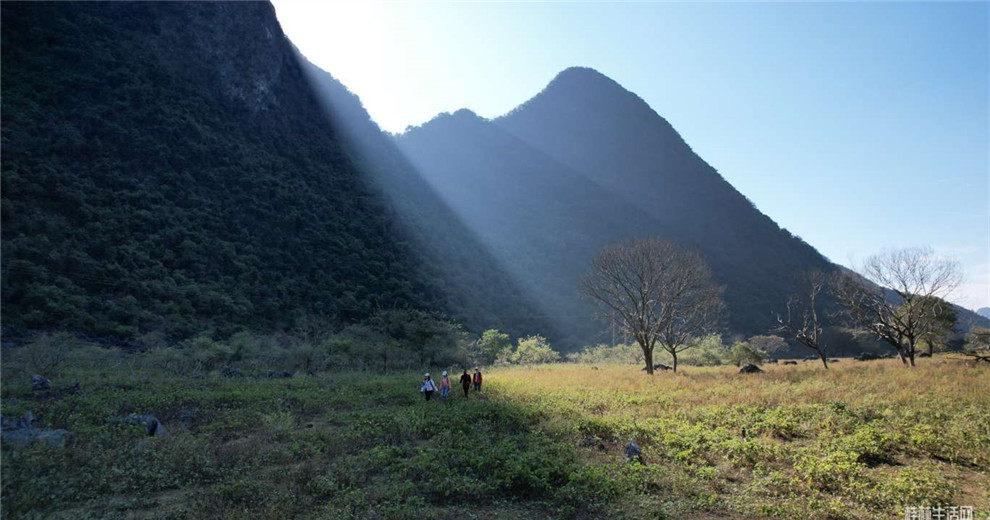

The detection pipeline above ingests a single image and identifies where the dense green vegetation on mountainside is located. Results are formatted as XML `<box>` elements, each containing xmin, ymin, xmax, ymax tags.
<box><xmin>0</xmin><ymin>3</ymin><xmax>439</xmax><ymax>340</ymax></box>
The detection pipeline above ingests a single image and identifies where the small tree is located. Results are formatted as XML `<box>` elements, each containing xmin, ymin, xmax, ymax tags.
<box><xmin>912</xmin><ymin>296</ymin><xmax>957</xmax><ymax>356</ymax></box>
<box><xmin>960</xmin><ymin>326</ymin><xmax>990</xmax><ymax>363</ymax></box>
<box><xmin>581</xmin><ymin>237</ymin><xmax>723</xmax><ymax>374</ymax></box>
<box><xmin>833</xmin><ymin>247</ymin><xmax>961</xmax><ymax>366</ymax></box>
<box><xmin>25</xmin><ymin>332</ymin><xmax>76</xmax><ymax>378</ymax></box>
<box><xmin>475</xmin><ymin>329</ymin><xmax>511</xmax><ymax>365</ymax></box>
<box><xmin>748</xmin><ymin>334</ymin><xmax>788</xmax><ymax>360</ymax></box>
<box><xmin>727</xmin><ymin>341</ymin><xmax>765</xmax><ymax>367</ymax></box>
<box><xmin>776</xmin><ymin>271</ymin><xmax>830</xmax><ymax>368</ymax></box>
<box><xmin>689</xmin><ymin>334</ymin><xmax>727</xmax><ymax>366</ymax></box>
<box><xmin>496</xmin><ymin>335</ymin><xmax>560</xmax><ymax>365</ymax></box>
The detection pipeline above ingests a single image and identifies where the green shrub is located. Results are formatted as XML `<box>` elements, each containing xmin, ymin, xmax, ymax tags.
<box><xmin>496</xmin><ymin>335</ymin><xmax>560</xmax><ymax>365</ymax></box>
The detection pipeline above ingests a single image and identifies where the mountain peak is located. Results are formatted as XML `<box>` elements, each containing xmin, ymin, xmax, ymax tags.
<box><xmin>498</xmin><ymin>65</ymin><xmax>653</xmax><ymax>127</ymax></box>
<box><xmin>451</xmin><ymin>108</ymin><xmax>482</xmax><ymax>120</ymax></box>
<box><xmin>548</xmin><ymin>66</ymin><xmax>619</xmax><ymax>87</ymax></box>
<box><xmin>537</xmin><ymin>67</ymin><xmax>633</xmax><ymax>101</ymax></box>
<box><xmin>402</xmin><ymin>108</ymin><xmax>486</xmax><ymax>137</ymax></box>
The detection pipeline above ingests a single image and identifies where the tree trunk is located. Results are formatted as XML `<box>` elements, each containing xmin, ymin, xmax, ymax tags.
<box><xmin>672</xmin><ymin>350</ymin><xmax>678</xmax><ymax>373</ymax></box>
<box><xmin>927</xmin><ymin>342</ymin><xmax>934</xmax><ymax>357</ymax></box>
<box><xmin>641</xmin><ymin>343</ymin><xmax>654</xmax><ymax>375</ymax></box>
<box><xmin>819</xmin><ymin>352</ymin><xmax>829</xmax><ymax>369</ymax></box>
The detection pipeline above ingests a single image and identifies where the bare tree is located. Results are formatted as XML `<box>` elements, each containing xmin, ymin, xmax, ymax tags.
<box><xmin>833</xmin><ymin>247</ymin><xmax>961</xmax><ymax>367</ymax></box>
<box><xmin>580</xmin><ymin>237</ymin><xmax>723</xmax><ymax>374</ymax></box>
<box><xmin>775</xmin><ymin>271</ymin><xmax>830</xmax><ymax>369</ymax></box>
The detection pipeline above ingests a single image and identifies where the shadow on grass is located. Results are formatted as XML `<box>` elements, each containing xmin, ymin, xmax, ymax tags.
<box><xmin>1</xmin><ymin>368</ymin><xmax>625</xmax><ymax>520</ymax></box>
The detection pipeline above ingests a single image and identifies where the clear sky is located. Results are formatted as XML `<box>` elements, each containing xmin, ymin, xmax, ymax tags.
<box><xmin>272</xmin><ymin>1</ymin><xmax>989</xmax><ymax>311</ymax></box>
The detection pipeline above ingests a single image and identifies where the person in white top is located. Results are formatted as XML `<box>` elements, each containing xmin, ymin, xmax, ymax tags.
<box><xmin>419</xmin><ymin>373</ymin><xmax>438</xmax><ymax>401</ymax></box>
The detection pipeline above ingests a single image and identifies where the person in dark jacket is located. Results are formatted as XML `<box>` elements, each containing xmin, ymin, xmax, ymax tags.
<box><xmin>459</xmin><ymin>370</ymin><xmax>472</xmax><ymax>397</ymax></box>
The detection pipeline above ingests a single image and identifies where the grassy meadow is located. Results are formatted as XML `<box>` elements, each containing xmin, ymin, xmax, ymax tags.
<box><xmin>1</xmin><ymin>348</ymin><xmax>988</xmax><ymax>519</ymax></box>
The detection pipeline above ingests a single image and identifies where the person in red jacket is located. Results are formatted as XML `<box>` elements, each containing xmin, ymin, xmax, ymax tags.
<box><xmin>472</xmin><ymin>368</ymin><xmax>483</xmax><ymax>392</ymax></box>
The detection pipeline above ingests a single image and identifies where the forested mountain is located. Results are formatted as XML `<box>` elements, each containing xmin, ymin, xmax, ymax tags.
<box><xmin>398</xmin><ymin>67</ymin><xmax>836</xmax><ymax>340</ymax></box>
<box><xmin>0</xmin><ymin>2</ymin><xmax>446</xmax><ymax>340</ymax></box>
<box><xmin>3</xmin><ymin>3</ymin><xmax>982</xmax><ymax>347</ymax></box>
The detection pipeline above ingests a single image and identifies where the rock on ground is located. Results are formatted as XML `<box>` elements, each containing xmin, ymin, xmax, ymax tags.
<box><xmin>1</xmin><ymin>410</ymin><xmax>73</xmax><ymax>449</ymax></box>
<box><xmin>625</xmin><ymin>438</ymin><xmax>642</xmax><ymax>462</ymax></box>
<box><xmin>110</xmin><ymin>414</ymin><xmax>168</xmax><ymax>437</ymax></box>
<box><xmin>30</xmin><ymin>374</ymin><xmax>51</xmax><ymax>391</ymax></box>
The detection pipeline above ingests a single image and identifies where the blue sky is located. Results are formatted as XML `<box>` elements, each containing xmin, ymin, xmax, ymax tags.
<box><xmin>273</xmin><ymin>1</ymin><xmax>989</xmax><ymax>310</ymax></box>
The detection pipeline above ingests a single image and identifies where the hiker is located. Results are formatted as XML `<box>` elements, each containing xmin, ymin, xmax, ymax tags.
<box><xmin>420</xmin><ymin>373</ymin><xmax>438</xmax><ymax>401</ymax></box>
<box><xmin>439</xmin><ymin>371</ymin><xmax>451</xmax><ymax>399</ymax></box>
<box><xmin>459</xmin><ymin>369</ymin><xmax>472</xmax><ymax>397</ymax></box>
<box><xmin>473</xmin><ymin>368</ymin><xmax>483</xmax><ymax>392</ymax></box>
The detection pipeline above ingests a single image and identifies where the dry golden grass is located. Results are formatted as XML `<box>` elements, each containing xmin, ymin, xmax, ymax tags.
<box><xmin>486</xmin><ymin>357</ymin><xmax>990</xmax><ymax>519</ymax></box>
<box><xmin>491</xmin><ymin>357</ymin><xmax>989</xmax><ymax>411</ymax></box>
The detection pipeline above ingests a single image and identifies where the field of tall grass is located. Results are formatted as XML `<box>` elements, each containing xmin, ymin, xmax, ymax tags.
<box><xmin>492</xmin><ymin>360</ymin><xmax>989</xmax><ymax>519</ymax></box>
<box><xmin>1</xmin><ymin>344</ymin><xmax>987</xmax><ymax>519</ymax></box>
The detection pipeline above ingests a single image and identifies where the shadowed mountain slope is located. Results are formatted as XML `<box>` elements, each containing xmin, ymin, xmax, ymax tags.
<box><xmin>398</xmin><ymin>109</ymin><xmax>669</xmax><ymax>346</ymax></box>
<box><xmin>1</xmin><ymin>2</ymin><xmax>442</xmax><ymax>339</ymax></box>
<box><xmin>398</xmin><ymin>67</ymin><xmax>836</xmax><ymax>340</ymax></box>
<box><xmin>296</xmin><ymin>61</ymin><xmax>554</xmax><ymax>339</ymax></box>
<box><xmin>494</xmin><ymin>67</ymin><xmax>835</xmax><ymax>334</ymax></box>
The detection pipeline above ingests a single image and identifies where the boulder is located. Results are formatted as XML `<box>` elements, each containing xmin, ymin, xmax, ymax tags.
<box><xmin>1</xmin><ymin>411</ymin><xmax>38</xmax><ymax>431</ymax></box>
<box><xmin>111</xmin><ymin>414</ymin><xmax>168</xmax><ymax>437</ymax></box>
<box><xmin>739</xmin><ymin>364</ymin><xmax>763</xmax><ymax>373</ymax></box>
<box><xmin>1</xmin><ymin>411</ymin><xmax>72</xmax><ymax>449</ymax></box>
<box><xmin>30</xmin><ymin>374</ymin><xmax>51</xmax><ymax>391</ymax></box>
<box><xmin>624</xmin><ymin>438</ymin><xmax>642</xmax><ymax>462</ymax></box>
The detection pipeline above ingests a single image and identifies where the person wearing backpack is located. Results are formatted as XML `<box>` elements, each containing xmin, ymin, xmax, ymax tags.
<box><xmin>420</xmin><ymin>373</ymin><xmax>438</xmax><ymax>401</ymax></box>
